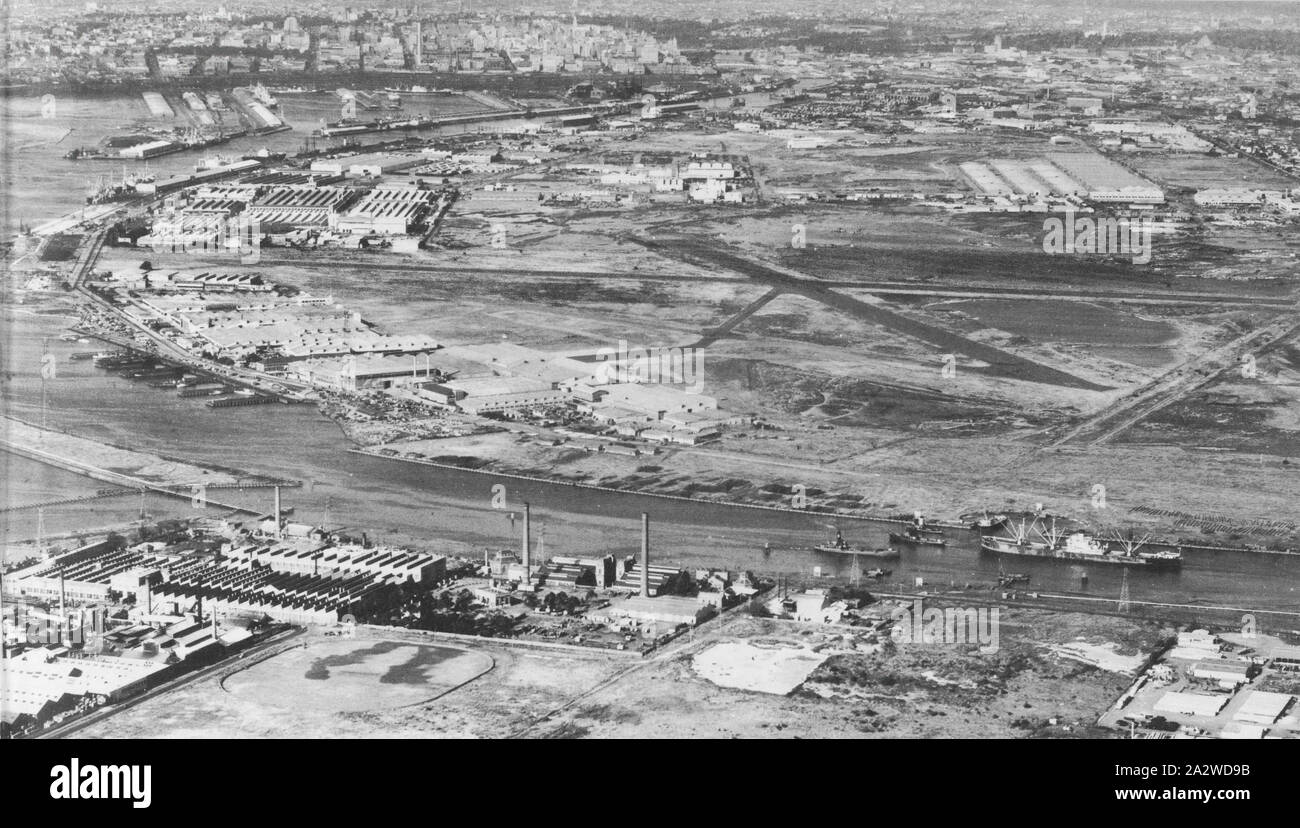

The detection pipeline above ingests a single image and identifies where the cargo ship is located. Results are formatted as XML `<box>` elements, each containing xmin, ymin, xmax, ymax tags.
<box><xmin>980</xmin><ymin>518</ymin><xmax>1181</xmax><ymax>569</ymax></box>
<box><xmin>315</xmin><ymin>115</ymin><xmax>431</xmax><ymax>138</ymax></box>
<box><xmin>248</xmin><ymin>83</ymin><xmax>279</xmax><ymax>109</ymax></box>
<box><xmin>813</xmin><ymin>530</ymin><xmax>898</xmax><ymax>558</ymax></box>
<box><xmin>86</xmin><ymin>169</ymin><xmax>155</xmax><ymax>204</ymax></box>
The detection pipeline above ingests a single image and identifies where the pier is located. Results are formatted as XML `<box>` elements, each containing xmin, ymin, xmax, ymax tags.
<box><xmin>206</xmin><ymin>395</ymin><xmax>278</xmax><ymax>408</ymax></box>
<box><xmin>0</xmin><ymin>417</ymin><xmax>300</xmax><ymax>517</ymax></box>
<box><xmin>0</xmin><ymin>488</ymin><xmax>137</xmax><ymax>514</ymax></box>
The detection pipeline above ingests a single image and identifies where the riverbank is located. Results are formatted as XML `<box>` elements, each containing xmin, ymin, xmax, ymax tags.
<box><xmin>352</xmin><ymin>429</ymin><xmax>1300</xmax><ymax>556</ymax></box>
<box><xmin>349</xmin><ymin>446</ymin><xmax>935</xmax><ymax>527</ymax></box>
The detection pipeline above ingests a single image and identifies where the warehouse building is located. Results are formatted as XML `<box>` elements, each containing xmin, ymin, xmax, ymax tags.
<box><xmin>1190</xmin><ymin>659</ymin><xmax>1255</xmax><ymax>686</ymax></box>
<box><xmin>1232</xmin><ymin>690</ymin><xmax>1293</xmax><ymax>726</ymax></box>
<box><xmin>290</xmin><ymin>352</ymin><xmax>441</xmax><ymax>391</ymax></box>
<box><xmin>1193</xmin><ymin>188</ymin><xmax>1278</xmax><ymax>207</ymax></box>
<box><xmin>245</xmin><ymin>187</ymin><xmax>355</xmax><ymax>228</ymax></box>
<box><xmin>1153</xmin><ymin>691</ymin><xmax>1229</xmax><ymax>718</ymax></box>
<box><xmin>337</xmin><ymin>185</ymin><xmax>439</xmax><ymax>235</ymax></box>
<box><xmin>3</xmin><ymin>648</ymin><xmax>167</xmax><ymax>712</ymax></box>
<box><xmin>613</xmin><ymin>561</ymin><xmax>681</xmax><ymax>596</ymax></box>
<box><xmin>542</xmin><ymin>554</ymin><xmax>621</xmax><ymax>589</ymax></box>
<box><xmin>421</xmin><ymin>375</ymin><xmax>568</xmax><ymax>414</ymax></box>
<box><xmin>587</xmin><ymin>595</ymin><xmax>713</xmax><ymax>628</ymax></box>
<box><xmin>224</xmin><ymin>541</ymin><xmax>446</xmax><ymax>583</ymax></box>
<box><xmin>151</xmin><ymin>561</ymin><xmax>395</xmax><ymax>626</ymax></box>
<box><xmin>12</xmin><ymin>540</ymin><xmax>188</xmax><ymax>605</ymax></box>
<box><xmin>1046</xmin><ymin>151</ymin><xmax>1164</xmax><ymax>204</ymax></box>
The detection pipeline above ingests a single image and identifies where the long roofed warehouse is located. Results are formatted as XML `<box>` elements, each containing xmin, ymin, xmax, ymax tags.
<box><xmin>245</xmin><ymin>187</ymin><xmax>357</xmax><ymax>228</ymax></box>
<box><xmin>338</xmin><ymin>185</ymin><xmax>440</xmax><ymax>235</ymax></box>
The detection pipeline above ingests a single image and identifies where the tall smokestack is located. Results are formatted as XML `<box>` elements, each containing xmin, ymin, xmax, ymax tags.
<box><xmin>640</xmin><ymin>513</ymin><xmax>650</xmax><ymax>598</ymax></box>
<box><xmin>59</xmin><ymin>571</ymin><xmax>67</xmax><ymax>644</ymax></box>
<box><xmin>273</xmin><ymin>486</ymin><xmax>282</xmax><ymax>537</ymax></box>
<box><xmin>522</xmin><ymin>502</ymin><xmax>531</xmax><ymax>581</ymax></box>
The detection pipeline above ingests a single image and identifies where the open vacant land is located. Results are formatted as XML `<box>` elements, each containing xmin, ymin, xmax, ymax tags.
<box><xmin>72</xmin><ymin>607</ymin><xmax>1170</xmax><ymax>740</ymax></box>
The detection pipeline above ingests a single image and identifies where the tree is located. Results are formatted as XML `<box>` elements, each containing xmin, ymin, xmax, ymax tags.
<box><xmin>662</xmin><ymin>571</ymin><xmax>697</xmax><ymax>597</ymax></box>
<box><xmin>454</xmin><ymin>589</ymin><xmax>474</xmax><ymax>612</ymax></box>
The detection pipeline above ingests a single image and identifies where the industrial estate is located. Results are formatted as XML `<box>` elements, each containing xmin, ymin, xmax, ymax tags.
<box><xmin>2</xmin><ymin>0</ymin><xmax>1299</xmax><ymax>741</ymax></box>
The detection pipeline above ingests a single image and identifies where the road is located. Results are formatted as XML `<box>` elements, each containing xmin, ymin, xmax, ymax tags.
<box><xmin>631</xmin><ymin>234</ymin><xmax>1113</xmax><ymax>391</ymax></box>
<box><xmin>255</xmin><ymin>253</ymin><xmax>1296</xmax><ymax>308</ymax></box>
<box><xmin>33</xmin><ymin>627</ymin><xmax>303</xmax><ymax>739</ymax></box>
<box><xmin>1049</xmin><ymin>315</ymin><xmax>1300</xmax><ymax>447</ymax></box>
<box><xmin>506</xmin><ymin>600</ymin><xmax>752</xmax><ymax>738</ymax></box>
<box><xmin>690</xmin><ymin>286</ymin><xmax>784</xmax><ymax>348</ymax></box>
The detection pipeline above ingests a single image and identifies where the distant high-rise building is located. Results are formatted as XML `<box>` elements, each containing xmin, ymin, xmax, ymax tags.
<box><xmin>284</xmin><ymin>16</ymin><xmax>299</xmax><ymax>34</ymax></box>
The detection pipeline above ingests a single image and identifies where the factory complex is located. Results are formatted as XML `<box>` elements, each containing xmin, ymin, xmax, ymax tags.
<box><xmin>1103</xmin><ymin>629</ymin><xmax>1300</xmax><ymax>739</ymax></box>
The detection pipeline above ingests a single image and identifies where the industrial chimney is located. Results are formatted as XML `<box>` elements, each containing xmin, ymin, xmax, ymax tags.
<box><xmin>522</xmin><ymin>502</ymin><xmax>531</xmax><ymax>582</ymax></box>
<box><xmin>640</xmin><ymin>513</ymin><xmax>650</xmax><ymax>598</ymax></box>
<box><xmin>273</xmin><ymin>486</ymin><xmax>282</xmax><ymax>538</ymax></box>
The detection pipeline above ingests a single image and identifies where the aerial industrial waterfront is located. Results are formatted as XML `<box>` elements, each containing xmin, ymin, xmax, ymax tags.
<box><xmin>2</xmin><ymin>0</ymin><xmax>1299</xmax><ymax>744</ymax></box>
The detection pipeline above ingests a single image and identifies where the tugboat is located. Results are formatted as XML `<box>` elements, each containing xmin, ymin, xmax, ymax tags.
<box><xmin>813</xmin><ymin>529</ymin><xmax>899</xmax><ymax>558</ymax></box>
<box><xmin>889</xmin><ymin>513</ymin><xmax>947</xmax><ymax>547</ymax></box>
<box><xmin>864</xmin><ymin>567</ymin><xmax>891</xmax><ymax>580</ymax></box>
<box><xmin>967</xmin><ymin>510</ymin><xmax>1008</xmax><ymax>532</ymax></box>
